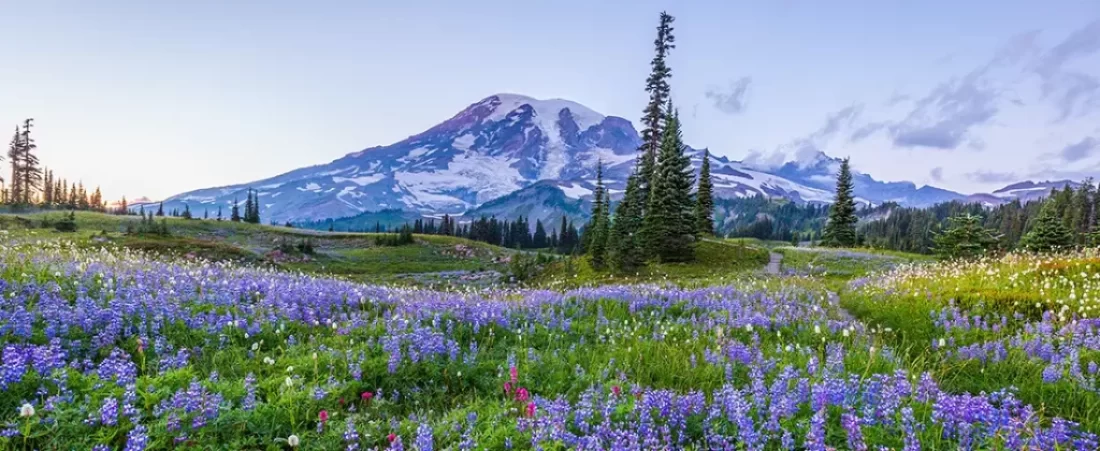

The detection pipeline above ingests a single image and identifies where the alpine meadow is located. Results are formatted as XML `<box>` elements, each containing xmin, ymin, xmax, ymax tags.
<box><xmin>3</xmin><ymin>4</ymin><xmax>1100</xmax><ymax>451</ymax></box>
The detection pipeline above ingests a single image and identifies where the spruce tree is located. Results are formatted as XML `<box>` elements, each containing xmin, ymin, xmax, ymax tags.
<box><xmin>585</xmin><ymin>161</ymin><xmax>611</xmax><ymax>268</ymax></box>
<box><xmin>1073</xmin><ymin>179</ymin><xmax>1094</xmax><ymax>243</ymax></box>
<box><xmin>230</xmin><ymin>198</ymin><xmax>241</xmax><ymax>222</ymax></box>
<box><xmin>642</xmin><ymin>107</ymin><xmax>695</xmax><ymax>262</ymax></box>
<box><xmin>609</xmin><ymin>172</ymin><xmax>646</xmax><ymax>271</ymax></box>
<box><xmin>182</xmin><ymin>204</ymin><xmax>192</xmax><ymax>219</ymax></box>
<box><xmin>17</xmin><ymin>119</ymin><xmax>41</xmax><ymax>205</ymax></box>
<box><xmin>156</xmin><ymin>202</ymin><xmax>165</xmax><ymax>217</ymax></box>
<box><xmin>694</xmin><ymin>149</ymin><xmax>714</xmax><ymax>236</ymax></box>
<box><xmin>533</xmin><ymin>219</ymin><xmax>547</xmax><ymax>249</ymax></box>
<box><xmin>243</xmin><ymin>190</ymin><xmax>254</xmax><ymax>223</ymax></box>
<box><xmin>7</xmin><ymin>127</ymin><xmax>20</xmax><ymax>205</ymax></box>
<box><xmin>933</xmin><ymin>214</ymin><xmax>1001</xmax><ymax>260</ymax></box>
<box><xmin>1021</xmin><ymin>202</ymin><xmax>1075</xmax><ymax>252</ymax></box>
<box><xmin>637</xmin><ymin>12</ymin><xmax>676</xmax><ymax>210</ymax></box>
<box><xmin>822</xmin><ymin>158</ymin><xmax>857</xmax><ymax>247</ymax></box>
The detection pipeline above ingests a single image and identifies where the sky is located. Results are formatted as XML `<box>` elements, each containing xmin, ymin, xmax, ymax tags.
<box><xmin>2</xmin><ymin>0</ymin><xmax>1100</xmax><ymax>201</ymax></box>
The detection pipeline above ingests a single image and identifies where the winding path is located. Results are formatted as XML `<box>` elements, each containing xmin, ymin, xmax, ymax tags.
<box><xmin>766</xmin><ymin>252</ymin><xmax>783</xmax><ymax>275</ymax></box>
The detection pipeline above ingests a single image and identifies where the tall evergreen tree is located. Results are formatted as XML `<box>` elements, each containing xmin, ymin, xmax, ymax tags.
<box><xmin>230</xmin><ymin>198</ymin><xmax>241</xmax><ymax>222</ymax></box>
<box><xmin>610</xmin><ymin>172</ymin><xmax>646</xmax><ymax>271</ymax></box>
<box><xmin>156</xmin><ymin>202</ymin><xmax>165</xmax><ymax>217</ymax></box>
<box><xmin>694</xmin><ymin>149</ymin><xmax>714</xmax><ymax>236</ymax></box>
<box><xmin>822</xmin><ymin>158</ymin><xmax>857</xmax><ymax>247</ymax></box>
<box><xmin>17</xmin><ymin>119</ymin><xmax>41</xmax><ymax>205</ymax></box>
<box><xmin>182</xmin><ymin>204</ymin><xmax>193</xmax><ymax>219</ymax></box>
<box><xmin>243</xmin><ymin>190</ymin><xmax>254</xmax><ymax>223</ymax></box>
<box><xmin>585</xmin><ymin>161</ymin><xmax>611</xmax><ymax>267</ymax></box>
<box><xmin>642</xmin><ymin>107</ymin><xmax>695</xmax><ymax>262</ymax></box>
<box><xmin>1072</xmin><ymin>179</ymin><xmax>1094</xmax><ymax>244</ymax></box>
<box><xmin>533</xmin><ymin>219</ymin><xmax>548</xmax><ymax>249</ymax></box>
<box><xmin>7</xmin><ymin>127</ymin><xmax>19</xmax><ymax>204</ymax></box>
<box><xmin>637</xmin><ymin>12</ymin><xmax>676</xmax><ymax>210</ymax></box>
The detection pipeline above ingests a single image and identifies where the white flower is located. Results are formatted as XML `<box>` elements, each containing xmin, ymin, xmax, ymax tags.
<box><xmin>938</xmin><ymin>338</ymin><xmax>946</xmax><ymax>348</ymax></box>
<box><xmin>287</xmin><ymin>366</ymin><xmax>294</xmax><ymax>373</ymax></box>
<box><xmin>813</xmin><ymin>325</ymin><xmax>821</xmax><ymax>334</ymax></box>
<box><xmin>842</xmin><ymin>329</ymin><xmax>850</xmax><ymax>338</ymax></box>
<box><xmin>745</xmin><ymin>324</ymin><xmax>753</xmax><ymax>332</ymax></box>
<box><xmin>19</xmin><ymin>403</ymin><xmax>34</xmax><ymax>418</ymax></box>
<box><xmin>263</xmin><ymin>357</ymin><xmax>275</xmax><ymax>366</ymax></box>
<box><xmin>251</xmin><ymin>342</ymin><xmax>259</xmax><ymax>352</ymax></box>
<box><xmin>287</xmin><ymin>434</ymin><xmax>300</xmax><ymax>447</ymax></box>
<box><xmin>312</xmin><ymin>352</ymin><xmax>318</xmax><ymax>361</ymax></box>
<box><xmin>285</xmin><ymin>376</ymin><xmax>294</xmax><ymax>388</ymax></box>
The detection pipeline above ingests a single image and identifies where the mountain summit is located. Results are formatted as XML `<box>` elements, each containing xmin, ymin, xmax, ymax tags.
<box><xmin>159</xmin><ymin>94</ymin><xmax>1050</xmax><ymax>225</ymax></box>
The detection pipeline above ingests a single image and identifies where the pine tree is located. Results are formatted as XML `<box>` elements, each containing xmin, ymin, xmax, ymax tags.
<box><xmin>637</xmin><ymin>12</ymin><xmax>676</xmax><ymax>210</ymax></box>
<box><xmin>1021</xmin><ymin>202</ymin><xmax>1075</xmax><ymax>252</ymax></box>
<box><xmin>230</xmin><ymin>198</ymin><xmax>241</xmax><ymax>222</ymax></box>
<box><xmin>642</xmin><ymin>107</ymin><xmax>695</xmax><ymax>262</ymax></box>
<box><xmin>17</xmin><ymin>119</ymin><xmax>41</xmax><ymax>205</ymax></box>
<box><xmin>533</xmin><ymin>220</ymin><xmax>548</xmax><ymax>248</ymax></box>
<box><xmin>156</xmin><ymin>202</ymin><xmax>165</xmax><ymax>217</ymax></box>
<box><xmin>609</xmin><ymin>172</ymin><xmax>646</xmax><ymax>271</ymax></box>
<box><xmin>585</xmin><ymin>161</ymin><xmax>611</xmax><ymax>268</ymax></box>
<box><xmin>933</xmin><ymin>214</ymin><xmax>1001</xmax><ymax>260</ymax></box>
<box><xmin>182</xmin><ymin>204</ymin><xmax>193</xmax><ymax>219</ymax></box>
<box><xmin>119</xmin><ymin>197</ymin><xmax>128</xmax><ymax>215</ymax></box>
<box><xmin>694</xmin><ymin>149</ymin><xmax>714</xmax><ymax>236</ymax></box>
<box><xmin>243</xmin><ymin>190</ymin><xmax>254</xmax><ymax>223</ymax></box>
<box><xmin>7</xmin><ymin>127</ymin><xmax>20</xmax><ymax>204</ymax></box>
<box><xmin>822</xmin><ymin>158</ymin><xmax>857</xmax><ymax>247</ymax></box>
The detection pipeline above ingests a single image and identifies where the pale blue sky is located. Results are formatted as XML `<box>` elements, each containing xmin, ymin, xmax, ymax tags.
<box><xmin>3</xmin><ymin>1</ymin><xmax>1099</xmax><ymax>200</ymax></box>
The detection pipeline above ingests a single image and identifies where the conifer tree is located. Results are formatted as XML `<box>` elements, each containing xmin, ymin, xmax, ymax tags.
<box><xmin>533</xmin><ymin>219</ymin><xmax>547</xmax><ymax>248</ymax></box>
<box><xmin>585</xmin><ymin>161</ymin><xmax>611</xmax><ymax>267</ymax></box>
<box><xmin>933</xmin><ymin>214</ymin><xmax>1001</xmax><ymax>260</ymax></box>
<box><xmin>243</xmin><ymin>190</ymin><xmax>254</xmax><ymax>223</ymax></box>
<box><xmin>822</xmin><ymin>158</ymin><xmax>857</xmax><ymax>247</ymax></box>
<box><xmin>119</xmin><ymin>197</ymin><xmax>128</xmax><ymax>215</ymax></box>
<box><xmin>7</xmin><ymin>127</ymin><xmax>20</xmax><ymax>204</ymax></box>
<box><xmin>17</xmin><ymin>119</ymin><xmax>41</xmax><ymax>205</ymax></box>
<box><xmin>1021</xmin><ymin>202</ymin><xmax>1075</xmax><ymax>252</ymax></box>
<box><xmin>182</xmin><ymin>204</ymin><xmax>193</xmax><ymax>219</ymax></box>
<box><xmin>694</xmin><ymin>149</ymin><xmax>714</xmax><ymax>236</ymax></box>
<box><xmin>637</xmin><ymin>12</ymin><xmax>676</xmax><ymax>208</ymax></box>
<box><xmin>642</xmin><ymin>107</ymin><xmax>695</xmax><ymax>262</ymax></box>
<box><xmin>156</xmin><ymin>202</ymin><xmax>165</xmax><ymax>217</ymax></box>
<box><xmin>1072</xmin><ymin>179</ymin><xmax>1094</xmax><ymax>244</ymax></box>
<box><xmin>230</xmin><ymin>198</ymin><xmax>241</xmax><ymax>222</ymax></box>
<box><xmin>610</xmin><ymin>172</ymin><xmax>646</xmax><ymax>271</ymax></box>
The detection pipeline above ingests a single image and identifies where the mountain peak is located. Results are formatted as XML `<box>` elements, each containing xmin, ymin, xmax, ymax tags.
<box><xmin>478</xmin><ymin>94</ymin><xmax>606</xmax><ymax>131</ymax></box>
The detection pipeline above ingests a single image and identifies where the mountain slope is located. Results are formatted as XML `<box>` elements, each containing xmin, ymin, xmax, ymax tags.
<box><xmin>158</xmin><ymin>94</ymin><xmax>1050</xmax><ymax>225</ymax></box>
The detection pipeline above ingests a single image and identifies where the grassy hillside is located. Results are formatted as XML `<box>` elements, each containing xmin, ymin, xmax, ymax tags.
<box><xmin>0</xmin><ymin>211</ymin><xmax>516</xmax><ymax>284</ymax></box>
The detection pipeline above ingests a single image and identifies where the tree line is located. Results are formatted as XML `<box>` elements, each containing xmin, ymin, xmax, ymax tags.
<box><xmin>331</xmin><ymin>213</ymin><xmax>583</xmax><ymax>253</ymax></box>
<box><xmin>5</xmin><ymin>119</ymin><xmax>117</xmax><ymax>213</ymax></box>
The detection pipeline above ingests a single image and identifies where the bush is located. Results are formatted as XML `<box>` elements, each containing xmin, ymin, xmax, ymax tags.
<box><xmin>54</xmin><ymin>212</ymin><xmax>78</xmax><ymax>233</ymax></box>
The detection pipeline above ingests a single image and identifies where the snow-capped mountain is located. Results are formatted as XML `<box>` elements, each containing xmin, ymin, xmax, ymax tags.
<box><xmin>157</xmin><ymin>94</ymin><xmax>1056</xmax><ymax>226</ymax></box>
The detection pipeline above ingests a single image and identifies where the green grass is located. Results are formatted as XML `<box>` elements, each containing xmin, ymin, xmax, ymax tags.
<box><xmin>0</xmin><ymin>212</ymin><xmax>517</xmax><ymax>284</ymax></box>
<box><xmin>533</xmin><ymin>240</ymin><xmax>770</xmax><ymax>288</ymax></box>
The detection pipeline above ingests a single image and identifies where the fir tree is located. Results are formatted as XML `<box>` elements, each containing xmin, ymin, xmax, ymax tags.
<box><xmin>694</xmin><ymin>149</ymin><xmax>714</xmax><ymax>236</ymax></box>
<box><xmin>156</xmin><ymin>202</ymin><xmax>165</xmax><ymax>217</ymax></box>
<box><xmin>1072</xmin><ymin>179</ymin><xmax>1094</xmax><ymax>244</ymax></box>
<box><xmin>642</xmin><ymin>107</ymin><xmax>695</xmax><ymax>262</ymax></box>
<box><xmin>609</xmin><ymin>172</ymin><xmax>646</xmax><ymax>271</ymax></box>
<box><xmin>182</xmin><ymin>204</ymin><xmax>193</xmax><ymax>219</ymax></box>
<box><xmin>1021</xmin><ymin>202</ymin><xmax>1075</xmax><ymax>252</ymax></box>
<box><xmin>933</xmin><ymin>214</ymin><xmax>1001</xmax><ymax>260</ymax></box>
<box><xmin>822</xmin><ymin>158</ymin><xmax>857</xmax><ymax>247</ymax></box>
<box><xmin>7</xmin><ymin>127</ymin><xmax>19</xmax><ymax>204</ymax></box>
<box><xmin>217</xmin><ymin>206</ymin><xmax>223</xmax><ymax>221</ymax></box>
<box><xmin>585</xmin><ymin>161</ymin><xmax>611</xmax><ymax>268</ymax></box>
<box><xmin>637</xmin><ymin>12</ymin><xmax>676</xmax><ymax>210</ymax></box>
<box><xmin>533</xmin><ymin>219</ymin><xmax>548</xmax><ymax>249</ymax></box>
<box><xmin>17</xmin><ymin>119</ymin><xmax>41</xmax><ymax>205</ymax></box>
<box><xmin>243</xmin><ymin>190</ymin><xmax>254</xmax><ymax>223</ymax></box>
<box><xmin>230</xmin><ymin>198</ymin><xmax>241</xmax><ymax>222</ymax></box>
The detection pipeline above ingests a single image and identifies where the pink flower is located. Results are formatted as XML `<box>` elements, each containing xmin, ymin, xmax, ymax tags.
<box><xmin>515</xmin><ymin>387</ymin><xmax>529</xmax><ymax>402</ymax></box>
<box><xmin>525</xmin><ymin>402</ymin><xmax>536</xmax><ymax>418</ymax></box>
<box><xmin>387</xmin><ymin>433</ymin><xmax>397</xmax><ymax>443</ymax></box>
<box><xmin>318</xmin><ymin>410</ymin><xmax>329</xmax><ymax>423</ymax></box>
<box><xmin>362</xmin><ymin>391</ymin><xmax>374</xmax><ymax>404</ymax></box>
<box><xmin>509</xmin><ymin>366</ymin><xmax>518</xmax><ymax>383</ymax></box>
<box><xmin>612</xmin><ymin>385</ymin><xmax>621</xmax><ymax>397</ymax></box>
<box><xmin>503</xmin><ymin>381</ymin><xmax>513</xmax><ymax>397</ymax></box>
